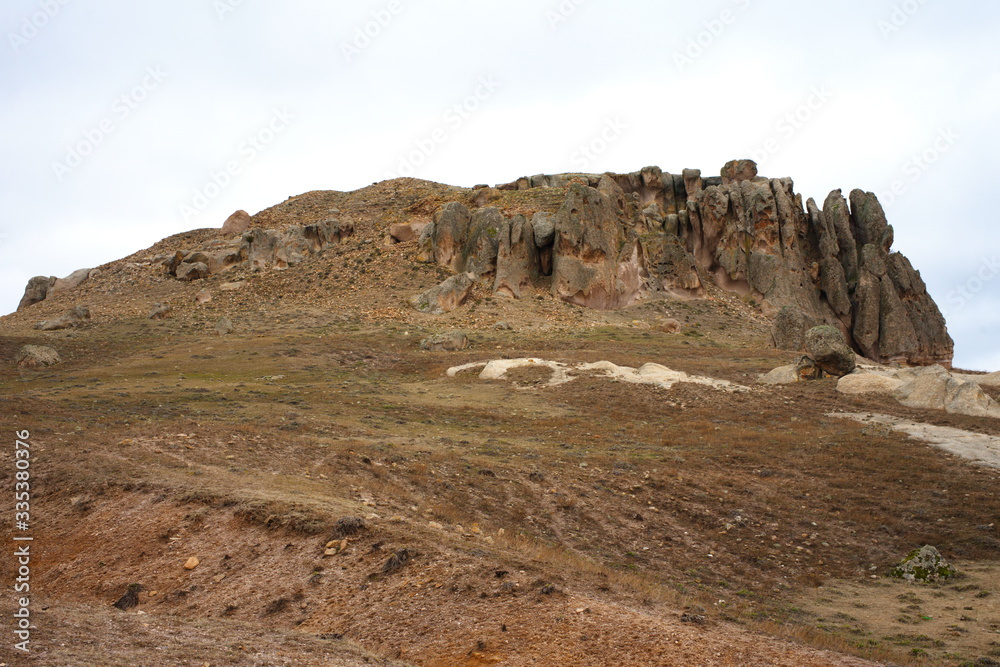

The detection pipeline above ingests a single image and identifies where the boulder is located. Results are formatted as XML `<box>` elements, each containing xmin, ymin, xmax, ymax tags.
<box><xmin>221</xmin><ymin>210</ymin><xmax>251</xmax><ymax>235</ymax></box>
<box><xmin>760</xmin><ymin>357</ymin><xmax>823</xmax><ymax>385</ymax></box>
<box><xmin>770</xmin><ymin>306</ymin><xmax>814</xmax><ymax>352</ymax></box>
<box><xmin>889</xmin><ymin>545</ymin><xmax>957</xmax><ymax>583</ymax></box>
<box><xmin>389</xmin><ymin>221</ymin><xmax>430</xmax><ymax>243</ymax></box>
<box><xmin>411</xmin><ymin>273</ymin><xmax>475</xmax><ymax>315</ymax></box>
<box><xmin>17</xmin><ymin>276</ymin><xmax>56</xmax><ymax>311</ymax></box>
<box><xmin>35</xmin><ymin>306</ymin><xmax>91</xmax><ymax>331</ymax></box>
<box><xmin>148</xmin><ymin>303</ymin><xmax>172</xmax><ymax>319</ymax></box>
<box><xmin>50</xmin><ymin>268</ymin><xmax>93</xmax><ymax>294</ymax></box>
<box><xmin>531</xmin><ymin>212</ymin><xmax>556</xmax><ymax>248</ymax></box>
<box><xmin>893</xmin><ymin>365</ymin><xmax>1000</xmax><ymax>418</ymax></box>
<box><xmin>836</xmin><ymin>371</ymin><xmax>904</xmax><ymax>395</ymax></box>
<box><xmin>804</xmin><ymin>326</ymin><xmax>856</xmax><ymax>377</ymax></box>
<box><xmin>15</xmin><ymin>345</ymin><xmax>61</xmax><ymax>368</ymax></box>
<box><xmin>175</xmin><ymin>262</ymin><xmax>210</xmax><ymax>281</ymax></box>
<box><xmin>420</xmin><ymin>331</ymin><xmax>469</xmax><ymax>352</ymax></box>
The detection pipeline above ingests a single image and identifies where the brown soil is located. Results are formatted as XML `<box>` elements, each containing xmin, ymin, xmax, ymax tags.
<box><xmin>2</xmin><ymin>177</ymin><xmax>998</xmax><ymax>666</ymax></box>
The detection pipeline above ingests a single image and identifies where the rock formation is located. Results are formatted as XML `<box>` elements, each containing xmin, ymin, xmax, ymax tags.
<box><xmin>221</xmin><ymin>210</ymin><xmax>251</xmax><ymax>235</ymax></box>
<box><xmin>414</xmin><ymin>160</ymin><xmax>952</xmax><ymax>367</ymax></box>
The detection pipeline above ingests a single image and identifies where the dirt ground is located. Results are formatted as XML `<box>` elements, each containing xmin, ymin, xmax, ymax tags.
<box><xmin>2</xmin><ymin>178</ymin><xmax>999</xmax><ymax>666</ymax></box>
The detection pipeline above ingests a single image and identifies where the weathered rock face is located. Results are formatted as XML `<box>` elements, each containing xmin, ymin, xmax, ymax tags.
<box><xmin>552</xmin><ymin>183</ymin><xmax>643</xmax><ymax>309</ymax></box>
<box><xmin>770</xmin><ymin>305</ymin><xmax>815</xmax><ymax>352</ymax></box>
<box><xmin>17</xmin><ymin>276</ymin><xmax>56</xmax><ymax>311</ymax></box>
<box><xmin>494</xmin><ymin>215</ymin><xmax>538</xmax><ymax>299</ymax></box>
<box><xmin>480</xmin><ymin>160</ymin><xmax>953</xmax><ymax>366</ymax></box>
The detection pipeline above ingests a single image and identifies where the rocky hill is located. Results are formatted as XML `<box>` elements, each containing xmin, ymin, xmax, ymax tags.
<box><xmin>16</xmin><ymin>159</ymin><xmax>953</xmax><ymax>368</ymax></box>
<box><xmin>4</xmin><ymin>163</ymin><xmax>998</xmax><ymax>667</ymax></box>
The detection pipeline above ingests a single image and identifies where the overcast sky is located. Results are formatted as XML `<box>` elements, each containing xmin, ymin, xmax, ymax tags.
<box><xmin>2</xmin><ymin>0</ymin><xmax>997</xmax><ymax>370</ymax></box>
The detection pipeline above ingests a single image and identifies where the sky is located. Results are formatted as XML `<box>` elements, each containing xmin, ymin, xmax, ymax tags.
<box><xmin>1</xmin><ymin>0</ymin><xmax>998</xmax><ymax>370</ymax></box>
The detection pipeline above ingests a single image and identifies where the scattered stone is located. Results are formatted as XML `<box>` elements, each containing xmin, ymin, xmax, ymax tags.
<box><xmin>15</xmin><ymin>345</ymin><xmax>61</xmax><ymax>368</ymax></box>
<box><xmin>184</xmin><ymin>557</ymin><xmax>200</xmax><ymax>570</ymax></box>
<box><xmin>804</xmin><ymin>325</ymin><xmax>856</xmax><ymax>377</ymax></box>
<box><xmin>889</xmin><ymin>545</ymin><xmax>957</xmax><ymax>583</ymax></box>
<box><xmin>194</xmin><ymin>289</ymin><xmax>212</xmax><ymax>304</ymax></box>
<box><xmin>215</xmin><ymin>316</ymin><xmax>234</xmax><ymax>335</ymax></box>
<box><xmin>113</xmin><ymin>583</ymin><xmax>143</xmax><ymax>611</ymax></box>
<box><xmin>35</xmin><ymin>306</ymin><xmax>91</xmax><ymax>331</ymax></box>
<box><xmin>411</xmin><ymin>273</ymin><xmax>475</xmax><ymax>315</ymax></box>
<box><xmin>221</xmin><ymin>210</ymin><xmax>252</xmax><ymax>235</ymax></box>
<box><xmin>420</xmin><ymin>331</ymin><xmax>469</xmax><ymax>352</ymax></box>
<box><xmin>148</xmin><ymin>303</ymin><xmax>172</xmax><ymax>320</ymax></box>
<box><xmin>219</xmin><ymin>282</ymin><xmax>245</xmax><ymax>292</ymax></box>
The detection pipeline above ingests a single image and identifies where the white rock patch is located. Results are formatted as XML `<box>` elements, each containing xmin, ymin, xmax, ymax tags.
<box><xmin>448</xmin><ymin>358</ymin><xmax>749</xmax><ymax>392</ymax></box>
<box><xmin>831</xmin><ymin>412</ymin><xmax>1000</xmax><ymax>470</ymax></box>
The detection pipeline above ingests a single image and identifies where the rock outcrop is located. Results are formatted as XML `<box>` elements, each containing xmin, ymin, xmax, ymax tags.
<box><xmin>35</xmin><ymin>305</ymin><xmax>91</xmax><ymax>331</ymax></box>
<box><xmin>411</xmin><ymin>160</ymin><xmax>952</xmax><ymax>366</ymax></box>
<box><xmin>17</xmin><ymin>276</ymin><xmax>56</xmax><ymax>311</ymax></box>
<box><xmin>411</xmin><ymin>273</ymin><xmax>476</xmax><ymax>315</ymax></box>
<box><xmin>221</xmin><ymin>210</ymin><xmax>251</xmax><ymax>235</ymax></box>
<box><xmin>15</xmin><ymin>345</ymin><xmax>61</xmax><ymax>368</ymax></box>
<box><xmin>837</xmin><ymin>364</ymin><xmax>1000</xmax><ymax>419</ymax></box>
